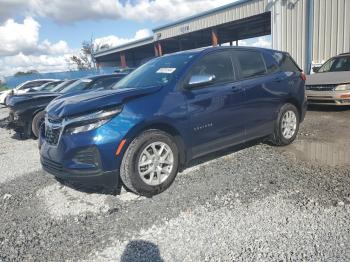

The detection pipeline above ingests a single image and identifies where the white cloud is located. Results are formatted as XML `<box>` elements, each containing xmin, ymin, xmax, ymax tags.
<box><xmin>0</xmin><ymin>17</ymin><xmax>75</xmax><ymax>76</ymax></box>
<box><xmin>0</xmin><ymin>0</ymin><xmax>29</xmax><ymax>22</ymax></box>
<box><xmin>238</xmin><ymin>37</ymin><xmax>271</xmax><ymax>48</ymax></box>
<box><xmin>0</xmin><ymin>17</ymin><xmax>39</xmax><ymax>56</ymax></box>
<box><xmin>94</xmin><ymin>29</ymin><xmax>152</xmax><ymax>50</ymax></box>
<box><xmin>121</xmin><ymin>0</ymin><xmax>234</xmax><ymax>22</ymax></box>
<box><xmin>0</xmin><ymin>0</ymin><xmax>236</xmax><ymax>23</ymax></box>
<box><xmin>0</xmin><ymin>53</ymin><xmax>74</xmax><ymax>76</ymax></box>
<box><xmin>29</xmin><ymin>0</ymin><xmax>123</xmax><ymax>23</ymax></box>
<box><xmin>251</xmin><ymin>37</ymin><xmax>271</xmax><ymax>48</ymax></box>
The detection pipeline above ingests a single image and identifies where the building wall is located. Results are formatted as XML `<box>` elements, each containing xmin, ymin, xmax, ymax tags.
<box><xmin>154</xmin><ymin>0</ymin><xmax>269</xmax><ymax>41</ymax></box>
<box><xmin>272</xmin><ymin>0</ymin><xmax>350</xmax><ymax>70</ymax></box>
<box><xmin>312</xmin><ymin>0</ymin><xmax>350</xmax><ymax>64</ymax></box>
<box><xmin>271</xmin><ymin>0</ymin><xmax>308</xmax><ymax>70</ymax></box>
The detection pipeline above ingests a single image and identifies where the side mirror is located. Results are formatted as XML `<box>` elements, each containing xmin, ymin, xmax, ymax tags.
<box><xmin>187</xmin><ymin>74</ymin><xmax>215</xmax><ymax>88</ymax></box>
<box><xmin>312</xmin><ymin>66</ymin><xmax>321</xmax><ymax>73</ymax></box>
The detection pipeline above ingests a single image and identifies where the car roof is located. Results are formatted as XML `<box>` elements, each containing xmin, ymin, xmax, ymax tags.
<box><xmin>162</xmin><ymin>46</ymin><xmax>287</xmax><ymax>57</ymax></box>
<box><xmin>336</xmin><ymin>52</ymin><xmax>350</xmax><ymax>57</ymax></box>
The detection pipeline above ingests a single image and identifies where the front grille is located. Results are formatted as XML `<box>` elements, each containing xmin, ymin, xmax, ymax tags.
<box><xmin>41</xmin><ymin>156</ymin><xmax>63</xmax><ymax>175</ymax></box>
<box><xmin>47</xmin><ymin>115</ymin><xmax>62</xmax><ymax>124</ymax></box>
<box><xmin>45</xmin><ymin>125</ymin><xmax>61</xmax><ymax>145</ymax></box>
<box><xmin>306</xmin><ymin>84</ymin><xmax>336</xmax><ymax>91</ymax></box>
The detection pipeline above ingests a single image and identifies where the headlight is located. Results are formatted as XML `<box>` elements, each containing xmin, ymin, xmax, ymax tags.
<box><xmin>335</xmin><ymin>84</ymin><xmax>350</xmax><ymax>91</ymax></box>
<box><xmin>66</xmin><ymin>119</ymin><xmax>109</xmax><ymax>134</ymax></box>
<box><xmin>65</xmin><ymin>106</ymin><xmax>122</xmax><ymax>134</ymax></box>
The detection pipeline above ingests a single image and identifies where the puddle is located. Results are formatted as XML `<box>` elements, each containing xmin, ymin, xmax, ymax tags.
<box><xmin>286</xmin><ymin>140</ymin><xmax>350</xmax><ymax>167</ymax></box>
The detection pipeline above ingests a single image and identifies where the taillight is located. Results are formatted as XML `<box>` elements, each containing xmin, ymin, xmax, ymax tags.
<box><xmin>300</xmin><ymin>72</ymin><xmax>306</xmax><ymax>81</ymax></box>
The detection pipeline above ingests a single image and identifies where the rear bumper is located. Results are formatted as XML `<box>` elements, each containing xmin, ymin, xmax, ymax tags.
<box><xmin>306</xmin><ymin>90</ymin><xmax>350</xmax><ymax>105</ymax></box>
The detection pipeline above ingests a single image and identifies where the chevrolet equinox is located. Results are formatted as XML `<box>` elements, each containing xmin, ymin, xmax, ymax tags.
<box><xmin>40</xmin><ymin>47</ymin><xmax>307</xmax><ymax>196</ymax></box>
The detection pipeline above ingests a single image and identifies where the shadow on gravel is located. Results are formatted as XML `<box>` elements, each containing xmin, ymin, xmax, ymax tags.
<box><xmin>57</xmin><ymin>139</ymin><xmax>263</xmax><ymax>197</ymax></box>
<box><xmin>186</xmin><ymin>138</ymin><xmax>264</xmax><ymax>169</ymax></box>
<box><xmin>307</xmin><ymin>105</ymin><xmax>350</xmax><ymax>112</ymax></box>
<box><xmin>121</xmin><ymin>240</ymin><xmax>163</xmax><ymax>262</ymax></box>
<box><xmin>55</xmin><ymin>176</ymin><xmax>121</xmax><ymax>196</ymax></box>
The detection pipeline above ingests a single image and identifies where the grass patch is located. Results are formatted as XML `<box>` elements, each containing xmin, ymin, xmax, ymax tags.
<box><xmin>0</xmin><ymin>85</ymin><xmax>9</xmax><ymax>92</ymax></box>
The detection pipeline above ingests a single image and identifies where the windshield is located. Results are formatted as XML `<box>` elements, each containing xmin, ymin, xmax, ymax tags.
<box><xmin>58</xmin><ymin>79</ymin><xmax>92</xmax><ymax>93</ymax></box>
<box><xmin>113</xmin><ymin>52</ymin><xmax>197</xmax><ymax>89</ymax></box>
<box><xmin>51</xmin><ymin>80</ymin><xmax>76</xmax><ymax>92</ymax></box>
<box><xmin>318</xmin><ymin>56</ymin><xmax>350</xmax><ymax>72</ymax></box>
<box><xmin>39</xmin><ymin>81</ymin><xmax>62</xmax><ymax>91</ymax></box>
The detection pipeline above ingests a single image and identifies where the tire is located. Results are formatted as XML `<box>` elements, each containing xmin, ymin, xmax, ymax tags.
<box><xmin>31</xmin><ymin>110</ymin><xmax>45</xmax><ymax>138</ymax></box>
<box><xmin>270</xmin><ymin>103</ymin><xmax>300</xmax><ymax>146</ymax></box>
<box><xmin>120</xmin><ymin>129</ymin><xmax>179</xmax><ymax>197</ymax></box>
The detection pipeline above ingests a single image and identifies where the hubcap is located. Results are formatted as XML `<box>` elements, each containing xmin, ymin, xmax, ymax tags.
<box><xmin>281</xmin><ymin>110</ymin><xmax>297</xmax><ymax>139</ymax></box>
<box><xmin>138</xmin><ymin>142</ymin><xmax>174</xmax><ymax>186</ymax></box>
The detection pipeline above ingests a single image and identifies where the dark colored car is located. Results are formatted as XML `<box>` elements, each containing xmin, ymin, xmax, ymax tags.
<box><xmin>40</xmin><ymin>47</ymin><xmax>306</xmax><ymax>196</ymax></box>
<box><xmin>306</xmin><ymin>52</ymin><xmax>350</xmax><ymax>105</ymax></box>
<box><xmin>7</xmin><ymin>74</ymin><xmax>126</xmax><ymax>138</ymax></box>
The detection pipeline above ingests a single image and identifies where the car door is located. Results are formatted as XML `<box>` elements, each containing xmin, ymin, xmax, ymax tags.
<box><xmin>183</xmin><ymin>50</ymin><xmax>246</xmax><ymax>158</ymax></box>
<box><xmin>233</xmin><ymin>50</ymin><xmax>282</xmax><ymax>140</ymax></box>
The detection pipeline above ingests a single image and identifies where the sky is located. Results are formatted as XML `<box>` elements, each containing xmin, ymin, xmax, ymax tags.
<box><xmin>0</xmin><ymin>0</ymin><xmax>271</xmax><ymax>77</ymax></box>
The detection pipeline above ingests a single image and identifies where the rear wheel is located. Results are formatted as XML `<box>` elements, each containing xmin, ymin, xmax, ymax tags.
<box><xmin>120</xmin><ymin>130</ymin><xmax>179</xmax><ymax>197</ymax></box>
<box><xmin>270</xmin><ymin>103</ymin><xmax>299</xmax><ymax>146</ymax></box>
<box><xmin>31</xmin><ymin>110</ymin><xmax>45</xmax><ymax>138</ymax></box>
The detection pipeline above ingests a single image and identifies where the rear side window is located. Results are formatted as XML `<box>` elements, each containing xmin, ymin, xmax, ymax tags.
<box><xmin>235</xmin><ymin>51</ymin><xmax>267</xmax><ymax>79</ymax></box>
<box><xmin>272</xmin><ymin>52</ymin><xmax>300</xmax><ymax>72</ymax></box>
<box><xmin>188</xmin><ymin>51</ymin><xmax>235</xmax><ymax>84</ymax></box>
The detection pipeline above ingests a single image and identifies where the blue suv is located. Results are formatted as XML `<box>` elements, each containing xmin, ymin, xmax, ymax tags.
<box><xmin>40</xmin><ymin>47</ymin><xmax>307</xmax><ymax>196</ymax></box>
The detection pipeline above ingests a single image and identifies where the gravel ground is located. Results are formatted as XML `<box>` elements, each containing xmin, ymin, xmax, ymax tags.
<box><xmin>0</xmin><ymin>105</ymin><xmax>349</xmax><ymax>261</ymax></box>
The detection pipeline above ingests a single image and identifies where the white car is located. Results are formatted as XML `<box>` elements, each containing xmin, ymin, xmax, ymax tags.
<box><xmin>0</xmin><ymin>79</ymin><xmax>58</xmax><ymax>105</ymax></box>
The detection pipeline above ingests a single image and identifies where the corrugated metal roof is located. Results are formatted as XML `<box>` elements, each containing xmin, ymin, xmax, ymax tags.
<box><xmin>94</xmin><ymin>36</ymin><xmax>153</xmax><ymax>58</ymax></box>
<box><xmin>152</xmin><ymin>0</ymin><xmax>253</xmax><ymax>31</ymax></box>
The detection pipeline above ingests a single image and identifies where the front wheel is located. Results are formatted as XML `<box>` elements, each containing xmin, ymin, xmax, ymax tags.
<box><xmin>270</xmin><ymin>103</ymin><xmax>300</xmax><ymax>146</ymax></box>
<box><xmin>120</xmin><ymin>130</ymin><xmax>179</xmax><ymax>197</ymax></box>
<box><xmin>32</xmin><ymin>110</ymin><xmax>45</xmax><ymax>138</ymax></box>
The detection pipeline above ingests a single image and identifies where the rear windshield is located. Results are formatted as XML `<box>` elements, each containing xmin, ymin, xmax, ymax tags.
<box><xmin>113</xmin><ymin>53</ymin><xmax>197</xmax><ymax>89</ymax></box>
<box><xmin>318</xmin><ymin>56</ymin><xmax>350</xmax><ymax>72</ymax></box>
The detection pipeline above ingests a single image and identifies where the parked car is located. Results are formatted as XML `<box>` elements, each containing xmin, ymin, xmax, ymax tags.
<box><xmin>40</xmin><ymin>46</ymin><xmax>306</xmax><ymax>197</ymax></box>
<box><xmin>7</xmin><ymin>74</ymin><xmax>126</xmax><ymax>138</ymax></box>
<box><xmin>4</xmin><ymin>81</ymin><xmax>64</xmax><ymax>104</ymax></box>
<box><xmin>0</xmin><ymin>79</ymin><xmax>58</xmax><ymax>104</ymax></box>
<box><xmin>306</xmin><ymin>52</ymin><xmax>350</xmax><ymax>105</ymax></box>
<box><xmin>27</xmin><ymin>80</ymin><xmax>64</xmax><ymax>93</ymax></box>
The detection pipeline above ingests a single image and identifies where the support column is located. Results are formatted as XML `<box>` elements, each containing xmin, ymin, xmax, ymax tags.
<box><xmin>211</xmin><ymin>29</ymin><xmax>219</xmax><ymax>46</ymax></box>
<box><xmin>154</xmin><ymin>44</ymin><xmax>159</xmax><ymax>57</ymax></box>
<box><xmin>120</xmin><ymin>53</ymin><xmax>127</xmax><ymax>68</ymax></box>
<box><xmin>229</xmin><ymin>41</ymin><xmax>233</xmax><ymax>46</ymax></box>
<box><xmin>236</xmin><ymin>40</ymin><xmax>238</xmax><ymax>46</ymax></box>
<box><xmin>157</xmin><ymin>42</ymin><xmax>163</xmax><ymax>56</ymax></box>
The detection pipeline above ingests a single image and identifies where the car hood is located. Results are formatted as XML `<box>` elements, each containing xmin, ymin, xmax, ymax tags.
<box><xmin>46</xmin><ymin>85</ymin><xmax>162</xmax><ymax>119</ymax></box>
<box><xmin>7</xmin><ymin>92</ymin><xmax>60</xmax><ymax>107</ymax></box>
<box><xmin>306</xmin><ymin>71</ymin><xmax>350</xmax><ymax>86</ymax></box>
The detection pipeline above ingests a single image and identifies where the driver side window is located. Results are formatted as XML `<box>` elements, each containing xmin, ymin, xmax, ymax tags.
<box><xmin>187</xmin><ymin>51</ymin><xmax>235</xmax><ymax>86</ymax></box>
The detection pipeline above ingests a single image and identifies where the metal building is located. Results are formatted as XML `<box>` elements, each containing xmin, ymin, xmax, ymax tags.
<box><xmin>94</xmin><ymin>0</ymin><xmax>350</xmax><ymax>73</ymax></box>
